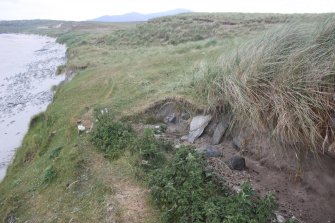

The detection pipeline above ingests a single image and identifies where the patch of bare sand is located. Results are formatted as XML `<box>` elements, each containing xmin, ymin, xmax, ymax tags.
<box><xmin>207</xmin><ymin>141</ymin><xmax>335</xmax><ymax>223</ymax></box>
<box><xmin>90</xmin><ymin>153</ymin><xmax>158</xmax><ymax>223</ymax></box>
<box><xmin>114</xmin><ymin>179</ymin><xmax>154</xmax><ymax>223</ymax></box>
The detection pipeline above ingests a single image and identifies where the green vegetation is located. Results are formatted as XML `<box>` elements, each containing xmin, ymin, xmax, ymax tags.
<box><xmin>102</xmin><ymin>13</ymin><xmax>326</xmax><ymax>47</ymax></box>
<box><xmin>42</xmin><ymin>165</ymin><xmax>57</xmax><ymax>184</ymax></box>
<box><xmin>190</xmin><ymin>18</ymin><xmax>335</xmax><ymax>153</ymax></box>
<box><xmin>149</xmin><ymin>147</ymin><xmax>277</xmax><ymax>223</ymax></box>
<box><xmin>0</xmin><ymin>13</ymin><xmax>334</xmax><ymax>222</ymax></box>
<box><xmin>132</xmin><ymin>129</ymin><xmax>169</xmax><ymax>171</ymax></box>
<box><xmin>49</xmin><ymin>146</ymin><xmax>62</xmax><ymax>160</ymax></box>
<box><xmin>91</xmin><ymin>113</ymin><xmax>133</xmax><ymax>159</ymax></box>
<box><xmin>91</xmin><ymin>114</ymin><xmax>277</xmax><ymax>223</ymax></box>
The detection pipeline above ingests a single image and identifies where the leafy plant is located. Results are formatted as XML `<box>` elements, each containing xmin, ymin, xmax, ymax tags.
<box><xmin>90</xmin><ymin>114</ymin><xmax>134</xmax><ymax>159</ymax></box>
<box><xmin>133</xmin><ymin>129</ymin><xmax>169</xmax><ymax>171</ymax></box>
<box><xmin>149</xmin><ymin>146</ymin><xmax>277</xmax><ymax>223</ymax></box>
<box><xmin>153</xmin><ymin>125</ymin><xmax>166</xmax><ymax>134</ymax></box>
<box><xmin>223</xmin><ymin>184</ymin><xmax>277</xmax><ymax>223</ymax></box>
<box><xmin>42</xmin><ymin>165</ymin><xmax>57</xmax><ymax>184</ymax></box>
<box><xmin>49</xmin><ymin>146</ymin><xmax>62</xmax><ymax>160</ymax></box>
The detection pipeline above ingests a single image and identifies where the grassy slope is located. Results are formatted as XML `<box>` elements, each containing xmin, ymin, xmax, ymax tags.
<box><xmin>0</xmin><ymin>13</ymin><xmax>330</xmax><ymax>222</ymax></box>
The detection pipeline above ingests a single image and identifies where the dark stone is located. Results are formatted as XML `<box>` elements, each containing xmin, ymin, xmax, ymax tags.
<box><xmin>204</xmin><ymin>145</ymin><xmax>223</xmax><ymax>157</ymax></box>
<box><xmin>164</xmin><ymin>113</ymin><xmax>177</xmax><ymax>124</ymax></box>
<box><xmin>212</xmin><ymin>122</ymin><xmax>228</xmax><ymax>145</ymax></box>
<box><xmin>229</xmin><ymin>156</ymin><xmax>246</xmax><ymax>170</ymax></box>
<box><xmin>195</xmin><ymin>145</ymin><xmax>223</xmax><ymax>157</ymax></box>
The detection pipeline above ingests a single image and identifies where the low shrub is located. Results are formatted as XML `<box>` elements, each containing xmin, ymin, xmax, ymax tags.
<box><xmin>133</xmin><ymin>129</ymin><xmax>172</xmax><ymax>171</ymax></box>
<box><xmin>149</xmin><ymin>146</ymin><xmax>277</xmax><ymax>223</ymax></box>
<box><xmin>91</xmin><ymin>116</ymin><xmax>277</xmax><ymax>222</ymax></box>
<box><xmin>90</xmin><ymin>114</ymin><xmax>134</xmax><ymax>159</ymax></box>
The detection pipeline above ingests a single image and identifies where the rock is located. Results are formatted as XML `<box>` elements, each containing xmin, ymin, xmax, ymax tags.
<box><xmin>188</xmin><ymin>115</ymin><xmax>212</xmax><ymax>143</ymax></box>
<box><xmin>212</xmin><ymin>120</ymin><xmax>229</xmax><ymax>145</ymax></box>
<box><xmin>229</xmin><ymin>156</ymin><xmax>246</xmax><ymax>170</ymax></box>
<box><xmin>330</xmin><ymin>114</ymin><xmax>335</xmax><ymax>129</ymax></box>
<box><xmin>328</xmin><ymin>141</ymin><xmax>335</xmax><ymax>152</ymax></box>
<box><xmin>232</xmin><ymin>136</ymin><xmax>242</xmax><ymax>151</ymax></box>
<box><xmin>181</xmin><ymin>135</ymin><xmax>188</xmax><ymax>141</ymax></box>
<box><xmin>275</xmin><ymin>212</ymin><xmax>285</xmax><ymax>223</ymax></box>
<box><xmin>77</xmin><ymin>124</ymin><xmax>86</xmax><ymax>134</ymax></box>
<box><xmin>195</xmin><ymin>145</ymin><xmax>223</xmax><ymax>157</ymax></box>
<box><xmin>164</xmin><ymin>113</ymin><xmax>177</xmax><ymax>124</ymax></box>
<box><xmin>204</xmin><ymin>145</ymin><xmax>223</xmax><ymax>157</ymax></box>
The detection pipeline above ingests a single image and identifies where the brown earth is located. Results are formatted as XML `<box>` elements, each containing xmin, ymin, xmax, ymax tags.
<box><xmin>90</xmin><ymin>151</ymin><xmax>158</xmax><ymax>223</ymax></box>
<box><xmin>207</xmin><ymin>141</ymin><xmax>335</xmax><ymax>223</ymax></box>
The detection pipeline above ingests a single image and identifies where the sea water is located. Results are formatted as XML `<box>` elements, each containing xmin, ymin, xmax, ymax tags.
<box><xmin>0</xmin><ymin>34</ymin><xmax>66</xmax><ymax>182</ymax></box>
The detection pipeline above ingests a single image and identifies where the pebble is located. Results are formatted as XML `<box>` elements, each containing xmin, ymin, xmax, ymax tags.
<box><xmin>229</xmin><ymin>156</ymin><xmax>246</xmax><ymax>170</ymax></box>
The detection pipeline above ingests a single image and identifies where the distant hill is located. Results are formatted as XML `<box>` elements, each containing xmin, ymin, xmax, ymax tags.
<box><xmin>92</xmin><ymin>9</ymin><xmax>192</xmax><ymax>22</ymax></box>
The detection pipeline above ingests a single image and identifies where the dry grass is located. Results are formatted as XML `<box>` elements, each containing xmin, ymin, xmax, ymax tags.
<box><xmin>194</xmin><ymin>18</ymin><xmax>335</xmax><ymax>153</ymax></box>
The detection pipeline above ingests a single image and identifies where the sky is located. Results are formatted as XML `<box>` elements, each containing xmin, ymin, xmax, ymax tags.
<box><xmin>0</xmin><ymin>0</ymin><xmax>335</xmax><ymax>21</ymax></box>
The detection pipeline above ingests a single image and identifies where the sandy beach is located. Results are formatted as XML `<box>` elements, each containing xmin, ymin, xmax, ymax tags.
<box><xmin>0</xmin><ymin>34</ymin><xmax>66</xmax><ymax>181</ymax></box>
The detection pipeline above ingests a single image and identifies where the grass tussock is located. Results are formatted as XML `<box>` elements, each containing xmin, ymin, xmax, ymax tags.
<box><xmin>193</xmin><ymin>18</ymin><xmax>335</xmax><ymax>153</ymax></box>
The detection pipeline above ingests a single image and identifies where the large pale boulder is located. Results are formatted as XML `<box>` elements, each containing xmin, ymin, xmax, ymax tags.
<box><xmin>188</xmin><ymin>115</ymin><xmax>212</xmax><ymax>143</ymax></box>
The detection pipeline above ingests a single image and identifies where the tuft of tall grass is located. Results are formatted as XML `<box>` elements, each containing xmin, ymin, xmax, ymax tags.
<box><xmin>196</xmin><ymin>18</ymin><xmax>335</xmax><ymax>153</ymax></box>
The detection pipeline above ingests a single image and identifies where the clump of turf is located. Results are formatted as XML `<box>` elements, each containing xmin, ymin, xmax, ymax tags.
<box><xmin>194</xmin><ymin>18</ymin><xmax>335</xmax><ymax>153</ymax></box>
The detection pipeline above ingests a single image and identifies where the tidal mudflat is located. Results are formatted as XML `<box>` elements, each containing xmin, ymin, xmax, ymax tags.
<box><xmin>0</xmin><ymin>34</ymin><xmax>66</xmax><ymax>181</ymax></box>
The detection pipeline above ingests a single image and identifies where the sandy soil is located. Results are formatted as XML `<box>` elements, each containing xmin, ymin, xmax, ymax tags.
<box><xmin>207</xmin><ymin>141</ymin><xmax>335</xmax><ymax>223</ymax></box>
<box><xmin>143</xmin><ymin>102</ymin><xmax>335</xmax><ymax>223</ymax></box>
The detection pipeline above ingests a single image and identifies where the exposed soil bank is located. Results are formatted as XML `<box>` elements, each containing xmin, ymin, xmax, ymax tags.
<box><xmin>0</xmin><ymin>34</ymin><xmax>66</xmax><ymax>181</ymax></box>
<box><xmin>140</xmin><ymin>99</ymin><xmax>335</xmax><ymax>223</ymax></box>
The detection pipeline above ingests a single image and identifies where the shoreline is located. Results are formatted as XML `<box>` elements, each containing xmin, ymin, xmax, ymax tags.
<box><xmin>0</xmin><ymin>34</ymin><xmax>67</xmax><ymax>182</ymax></box>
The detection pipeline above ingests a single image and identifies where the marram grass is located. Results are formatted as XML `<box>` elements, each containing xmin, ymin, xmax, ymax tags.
<box><xmin>195</xmin><ymin>18</ymin><xmax>335</xmax><ymax>153</ymax></box>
